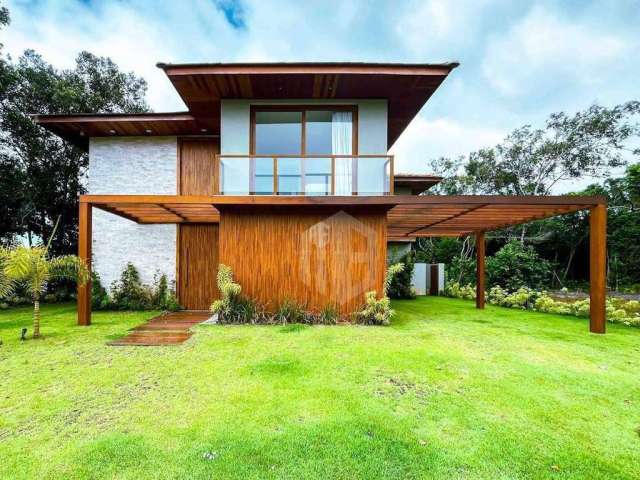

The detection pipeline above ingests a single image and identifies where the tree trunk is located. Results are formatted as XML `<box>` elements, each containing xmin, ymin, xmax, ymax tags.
<box><xmin>33</xmin><ymin>298</ymin><xmax>41</xmax><ymax>338</ymax></box>
<box><xmin>562</xmin><ymin>247</ymin><xmax>576</xmax><ymax>281</ymax></box>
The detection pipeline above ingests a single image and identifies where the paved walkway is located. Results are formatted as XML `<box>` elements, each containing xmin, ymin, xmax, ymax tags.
<box><xmin>108</xmin><ymin>311</ymin><xmax>211</xmax><ymax>346</ymax></box>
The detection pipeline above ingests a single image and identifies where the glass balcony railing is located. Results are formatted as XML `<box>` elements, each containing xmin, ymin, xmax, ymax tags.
<box><xmin>217</xmin><ymin>155</ymin><xmax>394</xmax><ymax>196</ymax></box>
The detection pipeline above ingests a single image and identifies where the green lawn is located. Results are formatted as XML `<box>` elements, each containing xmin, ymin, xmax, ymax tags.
<box><xmin>1</xmin><ymin>298</ymin><xmax>639</xmax><ymax>479</ymax></box>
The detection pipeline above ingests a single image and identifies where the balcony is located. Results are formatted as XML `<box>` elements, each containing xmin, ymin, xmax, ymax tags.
<box><xmin>217</xmin><ymin>155</ymin><xmax>394</xmax><ymax>196</ymax></box>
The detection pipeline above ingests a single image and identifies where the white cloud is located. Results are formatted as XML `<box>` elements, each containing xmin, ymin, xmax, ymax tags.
<box><xmin>390</xmin><ymin>116</ymin><xmax>504</xmax><ymax>173</ymax></box>
<box><xmin>3</xmin><ymin>0</ymin><xmax>242</xmax><ymax>111</ymax></box>
<box><xmin>395</xmin><ymin>0</ymin><xmax>495</xmax><ymax>56</ymax></box>
<box><xmin>482</xmin><ymin>5</ymin><xmax>628</xmax><ymax>96</ymax></box>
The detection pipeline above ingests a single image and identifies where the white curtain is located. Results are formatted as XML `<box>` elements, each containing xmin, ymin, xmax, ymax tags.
<box><xmin>332</xmin><ymin>111</ymin><xmax>353</xmax><ymax>195</ymax></box>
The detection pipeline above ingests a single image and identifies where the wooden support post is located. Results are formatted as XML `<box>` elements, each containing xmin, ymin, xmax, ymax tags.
<box><xmin>476</xmin><ymin>231</ymin><xmax>485</xmax><ymax>309</ymax></box>
<box><xmin>78</xmin><ymin>201</ymin><xmax>92</xmax><ymax>326</ymax></box>
<box><xmin>589</xmin><ymin>204</ymin><xmax>607</xmax><ymax>334</ymax></box>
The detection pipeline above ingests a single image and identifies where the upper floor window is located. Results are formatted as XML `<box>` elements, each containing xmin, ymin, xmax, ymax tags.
<box><xmin>252</xmin><ymin>106</ymin><xmax>356</xmax><ymax>155</ymax></box>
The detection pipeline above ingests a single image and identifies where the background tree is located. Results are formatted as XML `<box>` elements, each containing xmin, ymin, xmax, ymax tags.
<box><xmin>0</xmin><ymin>4</ymin><xmax>149</xmax><ymax>254</ymax></box>
<box><xmin>420</xmin><ymin>102</ymin><xmax>640</xmax><ymax>290</ymax></box>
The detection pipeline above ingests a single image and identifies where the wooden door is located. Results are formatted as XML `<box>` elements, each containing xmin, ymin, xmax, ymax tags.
<box><xmin>178</xmin><ymin>138</ymin><xmax>219</xmax><ymax>195</ymax></box>
<box><xmin>430</xmin><ymin>265</ymin><xmax>439</xmax><ymax>296</ymax></box>
<box><xmin>178</xmin><ymin>224</ymin><xmax>219</xmax><ymax>310</ymax></box>
<box><xmin>177</xmin><ymin>139</ymin><xmax>219</xmax><ymax>310</ymax></box>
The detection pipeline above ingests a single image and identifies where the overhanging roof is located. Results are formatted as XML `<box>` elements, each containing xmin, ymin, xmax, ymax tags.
<box><xmin>394</xmin><ymin>173</ymin><xmax>442</xmax><ymax>194</ymax></box>
<box><xmin>157</xmin><ymin>61</ymin><xmax>458</xmax><ymax>147</ymax></box>
<box><xmin>32</xmin><ymin>112</ymin><xmax>217</xmax><ymax>150</ymax></box>
<box><xmin>81</xmin><ymin>194</ymin><xmax>604</xmax><ymax>237</ymax></box>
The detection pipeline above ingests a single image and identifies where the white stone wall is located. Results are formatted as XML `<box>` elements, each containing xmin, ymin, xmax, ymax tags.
<box><xmin>88</xmin><ymin>137</ymin><xmax>177</xmax><ymax>290</ymax></box>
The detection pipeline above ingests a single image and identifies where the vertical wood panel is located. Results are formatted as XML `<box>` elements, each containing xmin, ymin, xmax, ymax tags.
<box><xmin>476</xmin><ymin>231</ymin><xmax>485</xmax><ymax>309</ymax></box>
<box><xmin>179</xmin><ymin>138</ymin><xmax>219</xmax><ymax>195</ymax></box>
<box><xmin>78</xmin><ymin>202</ymin><xmax>92</xmax><ymax>325</ymax></box>
<box><xmin>178</xmin><ymin>224</ymin><xmax>219</xmax><ymax>310</ymax></box>
<box><xmin>178</xmin><ymin>138</ymin><xmax>220</xmax><ymax>310</ymax></box>
<box><xmin>219</xmin><ymin>207</ymin><xmax>387</xmax><ymax>315</ymax></box>
<box><xmin>589</xmin><ymin>204</ymin><xmax>607</xmax><ymax>333</ymax></box>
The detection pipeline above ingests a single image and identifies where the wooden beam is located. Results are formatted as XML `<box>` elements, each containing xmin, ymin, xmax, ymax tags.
<box><xmin>589</xmin><ymin>204</ymin><xmax>607</xmax><ymax>333</ymax></box>
<box><xmin>78</xmin><ymin>202</ymin><xmax>92</xmax><ymax>326</ymax></box>
<box><xmin>406</xmin><ymin>204</ymin><xmax>488</xmax><ymax>235</ymax></box>
<box><xmin>476</xmin><ymin>231</ymin><xmax>485</xmax><ymax>310</ymax></box>
<box><xmin>80</xmin><ymin>194</ymin><xmax>606</xmax><ymax>207</ymax></box>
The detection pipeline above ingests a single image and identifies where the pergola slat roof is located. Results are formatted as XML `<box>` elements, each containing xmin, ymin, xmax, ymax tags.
<box><xmin>83</xmin><ymin>194</ymin><xmax>603</xmax><ymax>237</ymax></box>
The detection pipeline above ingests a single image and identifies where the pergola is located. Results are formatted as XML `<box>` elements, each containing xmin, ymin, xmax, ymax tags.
<box><xmin>78</xmin><ymin>194</ymin><xmax>607</xmax><ymax>333</ymax></box>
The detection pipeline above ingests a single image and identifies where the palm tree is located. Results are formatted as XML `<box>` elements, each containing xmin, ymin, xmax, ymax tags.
<box><xmin>0</xmin><ymin>247</ymin><xmax>14</xmax><ymax>299</ymax></box>
<box><xmin>4</xmin><ymin>245</ymin><xmax>88</xmax><ymax>338</ymax></box>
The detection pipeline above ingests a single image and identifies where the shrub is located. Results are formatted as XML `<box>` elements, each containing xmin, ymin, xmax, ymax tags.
<box><xmin>356</xmin><ymin>291</ymin><xmax>394</xmax><ymax>325</ymax></box>
<box><xmin>110</xmin><ymin>262</ymin><xmax>154</xmax><ymax>310</ymax></box>
<box><xmin>274</xmin><ymin>298</ymin><xmax>306</xmax><ymax>324</ymax></box>
<box><xmin>446</xmin><ymin>256</ymin><xmax>476</xmax><ymax>286</ymax></box>
<box><xmin>96</xmin><ymin>264</ymin><xmax>181</xmax><ymax>311</ymax></box>
<box><xmin>444</xmin><ymin>282</ymin><xmax>476</xmax><ymax>300</ymax></box>
<box><xmin>210</xmin><ymin>264</ymin><xmax>265</xmax><ymax>323</ymax></box>
<box><xmin>319</xmin><ymin>303</ymin><xmax>339</xmax><ymax>325</ymax></box>
<box><xmin>92</xmin><ymin>272</ymin><xmax>111</xmax><ymax>310</ymax></box>
<box><xmin>152</xmin><ymin>273</ymin><xmax>181</xmax><ymax>311</ymax></box>
<box><xmin>444</xmin><ymin>280</ymin><xmax>640</xmax><ymax>327</ymax></box>
<box><xmin>387</xmin><ymin>252</ymin><xmax>416</xmax><ymax>299</ymax></box>
<box><xmin>486</xmin><ymin>240</ymin><xmax>552</xmax><ymax>290</ymax></box>
<box><xmin>355</xmin><ymin>263</ymin><xmax>404</xmax><ymax>326</ymax></box>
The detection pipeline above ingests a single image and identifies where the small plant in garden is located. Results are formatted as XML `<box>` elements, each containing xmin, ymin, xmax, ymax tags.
<box><xmin>275</xmin><ymin>298</ymin><xmax>305</xmax><ymax>324</ymax></box>
<box><xmin>319</xmin><ymin>303</ymin><xmax>339</xmax><ymax>324</ymax></box>
<box><xmin>210</xmin><ymin>264</ymin><xmax>251</xmax><ymax>322</ymax></box>
<box><xmin>356</xmin><ymin>291</ymin><xmax>394</xmax><ymax>325</ymax></box>
<box><xmin>3</xmin><ymin>245</ymin><xmax>88</xmax><ymax>338</ymax></box>
<box><xmin>356</xmin><ymin>263</ymin><xmax>404</xmax><ymax>326</ymax></box>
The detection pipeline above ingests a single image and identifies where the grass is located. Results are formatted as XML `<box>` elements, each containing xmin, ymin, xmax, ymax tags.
<box><xmin>1</xmin><ymin>298</ymin><xmax>639</xmax><ymax>479</ymax></box>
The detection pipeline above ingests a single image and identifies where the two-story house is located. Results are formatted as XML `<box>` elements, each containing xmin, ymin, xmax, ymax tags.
<box><xmin>35</xmin><ymin>62</ymin><xmax>608</xmax><ymax>333</ymax></box>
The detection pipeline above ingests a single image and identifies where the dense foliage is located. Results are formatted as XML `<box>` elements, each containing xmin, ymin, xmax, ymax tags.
<box><xmin>486</xmin><ymin>240</ymin><xmax>552</xmax><ymax>290</ymax></box>
<box><xmin>0</xmin><ymin>6</ymin><xmax>149</xmax><ymax>255</ymax></box>
<box><xmin>210</xmin><ymin>264</ymin><xmax>339</xmax><ymax>325</ymax></box>
<box><xmin>443</xmin><ymin>282</ymin><xmax>640</xmax><ymax>327</ymax></box>
<box><xmin>91</xmin><ymin>263</ymin><xmax>180</xmax><ymax>311</ymax></box>
<box><xmin>387</xmin><ymin>250</ymin><xmax>416</xmax><ymax>299</ymax></box>
<box><xmin>420</xmin><ymin>102</ymin><xmax>640</xmax><ymax>291</ymax></box>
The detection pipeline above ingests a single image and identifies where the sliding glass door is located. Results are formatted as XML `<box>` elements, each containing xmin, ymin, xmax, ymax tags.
<box><xmin>251</xmin><ymin>106</ymin><xmax>356</xmax><ymax>195</ymax></box>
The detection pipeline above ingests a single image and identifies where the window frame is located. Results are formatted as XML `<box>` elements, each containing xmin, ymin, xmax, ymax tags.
<box><xmin>250</xmin><ymin>105</ymin><xmax>358</xmax><ymax>155</ymax></box>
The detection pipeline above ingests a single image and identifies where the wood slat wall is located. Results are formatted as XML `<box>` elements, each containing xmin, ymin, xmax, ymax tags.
<box><xmin>177</xmin><ymin>138</ymin><xmax>220</xmax><ymax>309</ymax></box>
<box><xmin>178</xmin><ymin>224</ymin><xmax>219</xmax><ymax>310</ymax></box>
<box><xmin>178</xmin><ymin>138</ymin><xmax>220</xmax><ymax>195</ymax></box>
<box><xmin>219</xmin><ymin>207</ymin><xmax>387</xmax><ymax>315</ymax></box>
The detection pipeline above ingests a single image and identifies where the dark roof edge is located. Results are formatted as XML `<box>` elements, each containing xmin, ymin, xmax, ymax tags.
<box><xmin>156</xmin><ymin>61</ymin><xmax>460</xmax><ymax>70</ymax></box>
<box><xmin>31</xmin><ymin>111</ymin><xmax>194</xmax><ymax>123</ymax></box>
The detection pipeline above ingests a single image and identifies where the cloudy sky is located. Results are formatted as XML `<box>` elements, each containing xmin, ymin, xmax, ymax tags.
<box><xmin>2</xmin><ymin>0</ymin><xmax>639</xmax><ymax>182</ymax></box>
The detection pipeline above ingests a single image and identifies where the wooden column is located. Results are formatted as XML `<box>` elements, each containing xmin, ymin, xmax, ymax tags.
<box><xmin>589</xmin><ymin>204</ymin><xmax>607</xmax><ymax>334</ymax></box>
<box><xmin>476</xmin><ymin>231</ymin><xmax>485</xmax><ymax>309</ymax></box>
<box><xmin>78</xmin><ymin>201</ymin><xmax>92</xmax><ymax>326</ymax></box>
